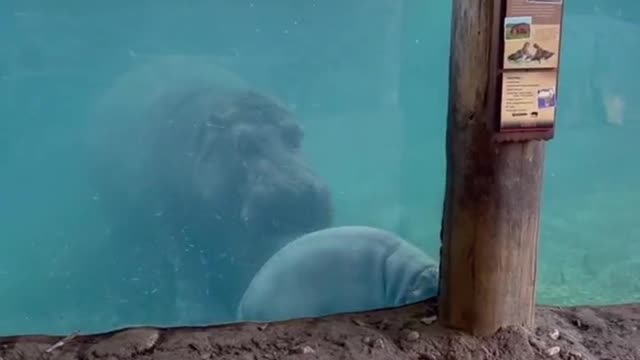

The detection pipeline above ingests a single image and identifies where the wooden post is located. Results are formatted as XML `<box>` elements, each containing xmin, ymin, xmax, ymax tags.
<box><xmin>437</xmin><ymin>0</ymin><xmax>545</xmax><ymax>336</ymax></box>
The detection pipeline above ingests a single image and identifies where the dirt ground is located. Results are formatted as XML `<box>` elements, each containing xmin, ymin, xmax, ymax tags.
<box><xmin>1</xmin><ymin>298</ymin><xmax>640</xmax><ymax>360</ymax></box>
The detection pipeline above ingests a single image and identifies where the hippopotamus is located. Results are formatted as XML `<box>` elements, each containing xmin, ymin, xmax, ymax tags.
<box><xmin>236</xmin><ymin>226</ymin><xmax>439</xmax><ymax>323</ymax></box>
<box><xmin>84</xmin><ymin>55</ymin><xmax>333</xmax><ymax>324</ymax></box>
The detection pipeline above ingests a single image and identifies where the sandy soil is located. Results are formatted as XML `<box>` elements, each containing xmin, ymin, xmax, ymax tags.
<box><xmin>1</xmin><ymin>298</ymin><xmax>639</xmax><ymax>360</ymax></box>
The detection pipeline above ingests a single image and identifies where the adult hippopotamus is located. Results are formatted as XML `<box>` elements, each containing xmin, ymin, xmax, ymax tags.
<box><xmin>85</xmin><ymin>55</ymin><xmax>334</xmax><ymax>324</ymax></box>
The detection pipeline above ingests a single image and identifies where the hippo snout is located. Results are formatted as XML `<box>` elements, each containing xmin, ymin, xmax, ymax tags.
<box><xmin>242</xmin><ymin>172</ymin><xmax>333</xmax><ymax>237</ymax></box>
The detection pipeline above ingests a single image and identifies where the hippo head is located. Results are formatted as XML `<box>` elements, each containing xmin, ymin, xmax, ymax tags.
<box><xmin>400</xmin><ymin>264</ymin><xmax>440</xmax><ymax>305</ymax></box>
<box><xmin>384</xmin><ymin>240</ymin><xmax>440</xmax><ymax>307</ymax></box>
<box><xmin>153</xmin><ymin>87</ymin><xmax>334</xmax><ymax>261</ymax></box>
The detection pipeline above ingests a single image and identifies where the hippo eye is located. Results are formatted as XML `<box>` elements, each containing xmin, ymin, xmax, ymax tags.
<box><xmin>281</xmin><ymin>123</ymin><xmax>303</xmax><ymax>150</ymax></box>
<box><xmin>235</xmin><ymin>127</ymin><xmax>261</xmax><ymax>156</ymax></box>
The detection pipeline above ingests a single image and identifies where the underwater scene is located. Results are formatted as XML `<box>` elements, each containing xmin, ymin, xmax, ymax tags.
<box><xmin>0</xmin><ymin>0</ymin><xmax>638</xmax><ymax>336</ymax></box>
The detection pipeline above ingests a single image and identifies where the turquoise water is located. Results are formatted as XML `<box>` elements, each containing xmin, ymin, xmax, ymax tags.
<box><xmin>0</xmin><ymin>1</ymin><xmax>639</xmax><ymax>335</ymax></box>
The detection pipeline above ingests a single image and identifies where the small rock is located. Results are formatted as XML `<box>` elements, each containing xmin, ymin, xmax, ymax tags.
<box><xmin>296</xmin><ymin>346</ymin><xmax>315</xmax><ymax>354</ymax></box>
<box><xmin>545</xmin><ymin>346</ymin><xmax>560</xmax><ymax>356</ymax></box>
<box><xmin>421</xmin><ymin>316</ymin><xmax>437</xmax><ymax>325</ymax></box>
<box><xmin>257</xmin><ymin>324</ymin><xmax>269</xmax><ymax>331</ymax></box>
<box><xmin>549</xmin><ymin>329</ymin><xmax>560</xmax><ymax>340</ymax></box>
<box><xmin>362</xmin><ymin>336</ymin><xmax>384</xmax><ymax>349</ymax></box>
<box><xmin>89</xmin><ymin>328</ymin><xmax>160</xmax><ymax>357</ymax></box>
<box><xmin>574</xmin><ymin>319</ymin><xmax>583</xmax><ymax>328</ymax></box>
<box><xmin>376</xmin><ymin>319</ymin><xmax>390</xmax><ymax>330</ymax></box>
<box><xmin>567</xmin><ymin>350</ymin><xmax>583</xmax><ymax>359</ymax></box>
<box><xmin>352</xmin><ymin>319</ymin><xmax>366</xmax><ymax>326</ymax></box>
<box><xmin>529</xmin><ymin>336</ymin><xmax>547</xmax><ymax>351</ymax></box>
<box><xmin>406</xmin><ymin>331</ymin><xmax>420</xmax><ymax>342</ymax></box>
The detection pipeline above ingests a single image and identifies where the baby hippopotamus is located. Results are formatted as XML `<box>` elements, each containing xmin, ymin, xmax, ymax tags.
<box><xmin>236</xmin><ymin>225</ymin><xmax>440</xmax><ymax>322</ymax></box>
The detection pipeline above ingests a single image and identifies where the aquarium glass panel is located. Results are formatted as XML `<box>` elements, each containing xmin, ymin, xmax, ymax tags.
<box><xmin>537</xmin><ymin>1</ymin><xmax>640</xmax><ymax>306</ymax></box>
<box><xmin>0</xmin><ymin>0</ymin><xmax>450</xmax><ymax>335</ymax></box>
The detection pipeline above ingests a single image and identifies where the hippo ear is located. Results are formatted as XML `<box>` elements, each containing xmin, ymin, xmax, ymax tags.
<box><xmin>404</xmin><ymin>266</ymin><xmax>440</xmax><ymax>304</ymax></box>
<box><xmin>383</xmin><ymin>241</ymin><xmax>438</xmax><ymax>307</ymax></box>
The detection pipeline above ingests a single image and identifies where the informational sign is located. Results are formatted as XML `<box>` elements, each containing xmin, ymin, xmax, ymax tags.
<box><xmin>503</xmin><ymin>0</ymin><xmax>562</xmax><ymax>70</ymax></box>
<box><xmin>496</xmin><ymin>0</ymin><xmax>564</xmax><ymax>141</ymax></box>
<box><xmin>500</xmin><ymin>70</ymin><xmax>556</xmax><ymax>129</ymax></box>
